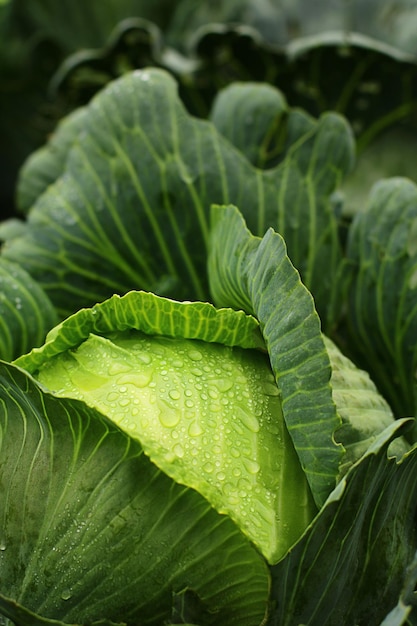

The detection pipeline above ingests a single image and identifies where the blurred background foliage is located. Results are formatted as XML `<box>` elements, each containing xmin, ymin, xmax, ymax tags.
<box><xmin>3</xmin><ymin>0</ymin><xmax>417</xmax><ymax>219</ymax></box>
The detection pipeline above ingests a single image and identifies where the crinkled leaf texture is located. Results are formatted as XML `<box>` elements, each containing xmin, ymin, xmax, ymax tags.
<box><xmin>0</xmin><ymin>361</ymin><xmax>269</xmax><ymax>626</ymax></box>
<box><xmin>10</xmin><ymin>68</ymin><xmax>353</xmax><ymax>320</ymax></box>
<box><xmin>14</xmin><ymin>290</ymin><xmax>265</xmax><ymax>374</ymax></box>
<box><xmin>208</xmin><ymin>204</ymin><xmax>343</xmax><ymax>508</ymax></box>
<box><xmin>15</xmin><ymin>291</ymin><xmax>316</xmax><ymax>565</ymax></box>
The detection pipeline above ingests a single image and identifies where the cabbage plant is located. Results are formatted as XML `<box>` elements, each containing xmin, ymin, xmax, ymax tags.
<box><xmin>0</xmin><ymin>67</ymin><xmax>416</xmax><ymax>625</ymax></box>
<box><xmin>0</xmin><ymin>204</ymin><xmax>412</xmax><ymax>625</ymax></box>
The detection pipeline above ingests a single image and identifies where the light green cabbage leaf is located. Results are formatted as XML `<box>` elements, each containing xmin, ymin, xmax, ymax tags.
<box><xmin>15</xmin><ymin>291</ymin><xmax>317</xmax><ymax>565</ymax></box>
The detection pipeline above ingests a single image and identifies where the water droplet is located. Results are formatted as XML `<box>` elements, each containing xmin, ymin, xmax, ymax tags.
<box><xmin>185</xmin><ymin>399</ymin><xmax>194</xmax><ymax>409</ymax></box>
<box><xmin>217</xmin><ymin>471</ymin><xmax>226</xmax><ymax>481</ymax></box>
<box><xmin>117</xmin><ymin>372</ymin><xmax>152</xmax><ymax>388</ymax></box>
<box><xmin>214</xmin><ymin>378</ymin><xmax>233</xmax><ymax>392</ymax></box>
<box><xmin>188</xmin><ymin>421</ymin><xmax>203</xmax><ymax>437</ymax></box>
<box><xmin>61</xmin><ymin>589</ymin><xmax>72</xmax><ymax>601</ymax></box>
<box><xmin>222</xmin><ymin>482</ymin><xmax>236</xmax><ymax>496</ymax></box>
<box><xmin>203</xmin><ymin>462</ymin><xmax>214</xmax><ymax>474</ymax></box>
<box><xmin>168</xmin><ymin>389</ymin><xmax>181</xmax><ymax>401</ymax></box>
<box><xmin>190</xmin><ymin>367</ymin><xmax>203</xmax><ymax>377</ymax></box>
<box><xmin>137</xmin><ymin>353</ymin><xmax>152</xmax><ymax>365</ymax></box>
<box><xmin>173</xmin><ymin>443</ymin><xmax>184</xmax><ymax>458</ymax></box>
<box><xmin>244</xmin><ymin>459</ymin><xmax>260</xmax><ymax>474</ymax></box>
<box><xmin>0</xmin><ymin>541</ymin><xmax>6</xmax><ymax>551</ymax></box>
<box><xmin>106</xmin><ymin>391</ymin><xmax>119</xmax><ymax>402</ymax></box>
<box><xmin>230</xmin><ymin>447</ymin><xmax>240</xmax><ymax>458</ymax></box>
<box><xmin>158</xmin><ymin>409</ymin><xmax>180</xmax><ymax>428</ymax></box>
<box><xmin>208</xmin><ymin>388</ymin><xmax>219</xmax><ymax>400</ymax></box>
<box><xmin>188</xmin><ymin>349</ymin><xmax>203</xmax><ymax>361</ymax></box>
<box><xmin>263</xmin><ymin>381</ymin><xmax>280</xmax><ymax>397</ymax></box>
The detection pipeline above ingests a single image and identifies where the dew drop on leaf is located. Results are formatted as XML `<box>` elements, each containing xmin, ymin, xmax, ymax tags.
<box><xmin>262</xmin><ymin>381</ymin><xmax>280</xmax><ymax>397</ymax></box>
<box><xmin>203</xmin><ymin>462</ymin><xmax>214</xmax><ymax>474</ymax></box>
<box><xmin>243</xmin><ymin>459</ymin><xmax>260</xmax><ymax>475</ymax></box>
<box><xmin>188</xmin><ymin>421</ymin><xmax>203</xmax><ymax>437</ymax></box>
<box><xmin>188</xmin><ymin>349</ymin><xmax>203</xmax><ymax>361</ymax></box>
<box><xmin>168</xmin><ymin>389</ymin><xmax>181</xmax><ymax>401</ymax></box>
<box><xmin>158</xmin><ymin>408</ymin><xmax>180</xmax><ymax>428</ymax></box>
<box><xmin>173</xmin><ymin>443</ymin><xmax>184</xmax><ymax>458</ymax></box>
<box><xmin>117</xmin><ymin>372</ymin><xmax>152</xmax><ymax>388</ymax></box>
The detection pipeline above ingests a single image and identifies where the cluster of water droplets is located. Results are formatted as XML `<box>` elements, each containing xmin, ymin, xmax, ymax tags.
<box><xmin>38</xmin><ymin>330</ymin><xmax>285</xmax><ymax>552</ymax></box>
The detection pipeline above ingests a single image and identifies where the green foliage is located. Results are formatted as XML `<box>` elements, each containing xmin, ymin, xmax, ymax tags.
<box><xmin>0</xmin><ymin>361</ymin><xmax>270</xmax><ymax>625</ymax></box>
<box><xmin>1</xmin><ymin>3</ymin><xmax>417</xmax><ymax>624</ymax></box>
<box><xmin>5</xmin><ymin>70</ymin><xmax>352</xmax><ymax>322</ymax></box>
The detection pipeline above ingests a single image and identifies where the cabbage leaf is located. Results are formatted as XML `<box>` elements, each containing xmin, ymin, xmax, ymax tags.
<box><xmin>0</xmin><ymin>360</ymin><xmax>269</xmax><ymax>625</ymax></box>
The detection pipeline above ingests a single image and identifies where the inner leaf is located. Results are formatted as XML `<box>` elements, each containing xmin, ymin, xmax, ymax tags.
<box><xmin>36</xmin><ymin>330</ymin><xmax>316</xmax><ymax>563</ymax></box>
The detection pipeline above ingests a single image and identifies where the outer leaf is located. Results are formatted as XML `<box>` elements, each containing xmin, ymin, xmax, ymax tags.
<box><xmin>208</xmin><ymin>204</ymin><xmax>342</xmax><ymax>507</ymax></box>
<box><xmin>268</xmin><ymin>422</ymin><xmax>417</xmax><ymax>626</ymax></box>
<box><xmin>0</xmin><ymin>361</ymin><xmax>269</xmax><ymax>626</ymax></box>
<box><xmin>6</xmin><ymin>68</ymin><xmax>353</xmax><ymax>319</ymax></box>
<box><xmin>14</xmin><ymin>289</ymin><xmax>265</xmax><ymax>373</ymax></box>
<box><xmin>166</xmin><ymin>0</ymin><xmax>417</xmax><ymax>55</ymax></box>
<box><xmin>0</xmin><ymin>258</ymin><xmax>58</xmax><ymax>361</ymax></box>
<box><xmin>344</xmin><ymin>177</ymin><xmax>417</xmax><ymax>425</ymax></box>
<box><xmin>16</xmin><ymin>107</ymin><xmax>89</xmax><ymax>214</ymax></box>
<box><xmin>170</xmin><ymin>24</ymin><xmax>417</xmax><ymax>204</ymax></box>
<box><xmin>209</xmin><ymin>82</ymin><xmax>315</xmax><ymax>170</ymax></box>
